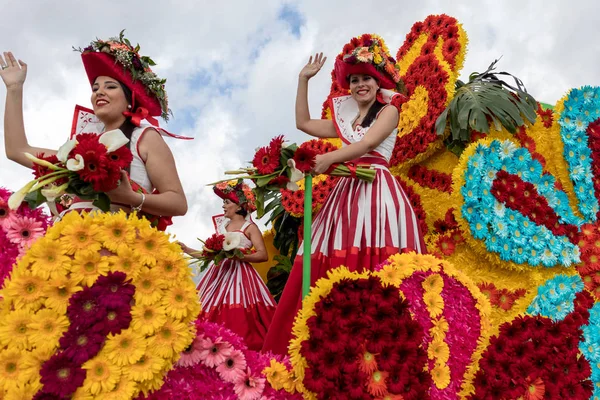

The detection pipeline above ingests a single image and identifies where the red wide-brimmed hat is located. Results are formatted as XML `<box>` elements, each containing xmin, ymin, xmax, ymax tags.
<box><xmin>334</xmin><ymin>33</ymin><xmax>404</xmax><ymax>92</ymax></box>
<box><xmin>77</xmin><ymin>31</ymin><xmax>170</xmax><ymax>125</ymax></box>
<box><xmin>213</xmin><ymin>180</ymin><xmax>257</xmax><ymax>212</ymax></box>
<box><xmin>82</xmin><ymin>52</ymin><xmax>163</xmax><ymax>118</ymax></box>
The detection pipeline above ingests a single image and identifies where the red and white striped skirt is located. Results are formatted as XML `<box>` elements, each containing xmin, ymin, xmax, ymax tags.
<box><xmin>197</xmin><ymin>258</ymin><xmax>276</xmax><ymax>351</ymax></box>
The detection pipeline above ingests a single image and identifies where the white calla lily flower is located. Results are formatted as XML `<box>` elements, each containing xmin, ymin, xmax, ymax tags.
<box><xmin>8</xmin><ymin>180</ymin><xmax>36</xmax><ymax>210</ymax></box>
<box><xmin>223</xmin><ymin>232</ymin><xmax>243</xmax><ymax>251</ymax></box>
<box><xmin>41</xmin><ymin>183</ymin><xmax>69</xmax><ymax>202</ymax></box>
<box><xmin>57</xmin><ymin>139</ymin><xmax>78</xmax><ymax>162</ymax></box>
<box><xmin>287</xmin><ymin>159</ymin><xmax>305</xmax><ymax>183</ymax></box>
<box><xmin>99</xmin><ymin>129</ymin><xmax>129</xmax><ymax>152</ymax></box>
<box><xmin>66</xmin><ymin>154</ymin><xmax>85</xmax><ymax>171</ymax></box>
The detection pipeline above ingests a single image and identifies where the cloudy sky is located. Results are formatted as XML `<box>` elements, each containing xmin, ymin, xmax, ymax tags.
<box><xmin>0</xmin><ymin>0</ymin><xmax>598</xmax><ymax>245</ymax></box>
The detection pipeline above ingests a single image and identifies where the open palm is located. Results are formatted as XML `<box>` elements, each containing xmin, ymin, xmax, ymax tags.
<box><xmin>299</xmin><ymin>52</ymin><xmax>327</xmax><ymax>80</ymax></box>
<box><xmin>0</xmin><ymin>52</ymin><xmax>27</xmax><ymax>88</ymax></box>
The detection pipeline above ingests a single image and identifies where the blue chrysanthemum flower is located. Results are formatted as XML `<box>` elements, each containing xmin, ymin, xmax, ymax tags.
<box><xmin>520</xmin><ymin>219</ymin><xmax>537</xmax><ymax>237</ymax></box>
<box><xmin>497</xmin><ymin>241</ymin><xmax>513</xmax><ymax>260</ymax></box>
<box><xmin>481</xmin><ymin>166</ymin><xmax>498</xmax><ymax>185</ymax></box>
<box><xmin>498</xmin><ymin>140</ymin><xmax>518</xmax><ymax>160</ymax></box>
<box><xmin>491</xmin><ymin>218</ymin><xmax>508</xmax><ymax>239</ymax></box>
<box><xmin>493</xmin><ymin>202</ymin><xmax>506</xmax><ymax>218</ymax></box>
<box><xmin>539</xmin><ymin>247</ymin><xmax>559</xmax><ymax>267</ymax></box>
<box><xmin>470</xmin><ymin>220</ymin><xmax>489</xmax><ymax>240</ymax></box>
<box><xmin>512</xmin><ymin>246</ymin><xmax>529</xmax><ymax>264</ymax></box>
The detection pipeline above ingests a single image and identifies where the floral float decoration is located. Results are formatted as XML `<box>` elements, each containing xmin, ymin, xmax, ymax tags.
<box><xmin>268</xmin><ymin>252</ymin><xmax>492</xmax><ymax>399</ymax></box>
<box><xmin>0</xmin><ymin>211</ymin><xmax>200</xmax><ymax>399</ymax></box>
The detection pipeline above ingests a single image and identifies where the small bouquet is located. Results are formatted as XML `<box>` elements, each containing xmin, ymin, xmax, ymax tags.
<box><xmin>9</xmin><ymin>130</ymin><xmax>132</xmax><ymax>212</ymax></box>
<box><xmin>191</xmin><ymin>231</ymin><xmax>253</xmax><ymax>272</ymax></box>
<box><xmin>222</xmin><ymin>135</ymin><xmax>376</xmax><ymax>216</ymax></box>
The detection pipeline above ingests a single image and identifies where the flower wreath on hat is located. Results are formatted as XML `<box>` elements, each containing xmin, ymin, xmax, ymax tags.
<box><xmin>213</xmin><ymin>180</ymin><xmax>257</xmax><ymax>213</ymax></box>
<box><xmin>334</xmin><ymin>33</ymin><xmax>407</xmax><ymax>109</ymax></box>
<box><xmin>74</xmin><ymin>30</ymin><xmax>190</xmax><ymax>140</ymax></box>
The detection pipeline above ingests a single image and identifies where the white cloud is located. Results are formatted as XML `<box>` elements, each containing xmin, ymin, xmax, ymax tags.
<box><xmin>0</xmin><ymin>0</ymin><xmax>598</xmax><ymax>246</ymax></box>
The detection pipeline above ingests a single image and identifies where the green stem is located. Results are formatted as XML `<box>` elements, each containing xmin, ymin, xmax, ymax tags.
<box><xmin>31</xmin><ymin>171</ymin><xmax>70</xmax><ymax>191</ymax></box>
<box><xmin>302</xmin><ymin>174</ymin><xmax>313</xmax><ymax>298</ymax></box>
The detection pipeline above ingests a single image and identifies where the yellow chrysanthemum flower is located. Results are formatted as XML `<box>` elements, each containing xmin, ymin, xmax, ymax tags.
<box><xmin>21</xmin><ymin>346</ymin><xmax>55</xmax><ymax>383</ymax></box>
<box><xmin>431</xmin><ymin>363</ymin><xmax>451</xmax><ymax>389</ymax></box>
<box><xmin>133</xmin><ymin>228</ymin><xmax>170</xmax><ymax>266</ymax></box>
<box><xmin>125</xmin><ymin>348</ymin><xmax>166</xmax><ymax>382</ymax></box>
<box><xmin>138</xmin><ymin>374</ymin><xmax>166</xmax><ymax>397</ymax></box>
<box><xmin>155</xmin><ymin>253</ymin><xmax>187</xmax><ymax>282</ymax></box>
<box><xmin>59</xmin><ymin>212</ymin><xmax>103</xmax><ymax>255</ymax></box>
<box><xmin>422</xmin><ymin>273</ymin><xmax>444</xmax><ymax>294</ymax></box>
<box><xmin>0</xmin><ymin>309</ymin><xmax>33</xmax><ymax>350</ymax></box>
<box><xmin>28</xmin><ymin>309</ymin><xmax>69</xmax><ymax>348</ymax></box>
<box><xmin>108</xmin><ymin>246</ymin><xmax>143</xmax><ymax>280</ymax></box>
<box><xmin>133</xmin><ymin>268</ymin><xmax>167</xmax><ymax>305</ymax></box>
<box><xmin>69</xmin><ymin>250</ymin><xmax>110</xmax><ymax>287</ymax></box>
<box><xmin>97</xmin><ymin>211</ymin><xmax>136</xmax><ymax>252</ymax></box>
<box><xmin>130</xmin><ymin>304</ymin><xmax>167</xmax><ymax>335</ymax></box>
<box><xmin>374</xmin><ymin>264</ymin><xmax>402</xmax><ymax>287</ymax></box>
<box><xmin>423</xmin><ymin>291</ymin><xmax>444</xmax><ymax>318</ymax></box>
<box><xmin>43</xmin><ymin>274</ymin><xmax>83</xmax><ymax>314</ymax></box>
<box><xmin>263</xmin><ymin>359</ymin><xmax>290</xmax><ymax>391</ymax></box>
<box><xmin>428</xmin><ymin>338</ymin><xmax>450</xmax><ymax>364</ymax></box>
<box><xmin>96</xmin><ymin>375</ymin><xmax>138</xmax><ymax>400</ymax></box>
<box><xmin>149</xmin><ymin>320</ymin><xmax>194</xmax><ymax>358</ymax></box>
<box><xmin>27</xmin><ymin>237</ymin><xmax>70</xmax><ymax>279</ymax></box>
<box><xmin>431</xmin><ymin>316</ymin><xmax>450</xmax><ymax>341</ymax></box>
<box><xmin>4</xmin><ymin>381</ymin><xmax>40</xmax><ymax>399</ymax></box>
<box><xmin>2</xmin><ymin>270</ymin><xmax>45</xmax><ymax>310</ymax></box>
<box><xmin>161</xmin><ymin>285</ymin><xmax>199</xmax><ymax>320</ymax></box>
<box><xmin>0</xmin><ymin>349</ymin><xmax>32</xmax><ymax>391</ymax></box>
<box><xmin>104</xmin><ymin>329</ymin><xmax>147</xmax><ymax>366</ymax></box>
<box><xmin>81</xmin><ymin>355</ymin><xmax>121</xmax><ymax>395</ymax></box>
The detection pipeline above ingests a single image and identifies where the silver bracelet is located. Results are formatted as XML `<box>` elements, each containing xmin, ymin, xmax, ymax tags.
<box><xmin>131</xmin><ymin>193</ymin><xmax>146</xmax><ymax>212</ymax></box>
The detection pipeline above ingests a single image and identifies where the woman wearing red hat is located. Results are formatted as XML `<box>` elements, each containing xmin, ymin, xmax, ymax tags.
<box><xmin>262</xmin><ymin>34</ymin><xmax>427</xmax><ymax>355</ymax></box>
<box><xmin>179</xmin><ymin>180</ymin><xmax>276</xmax><ymax>351</ymax></box>
<box><xmin>0</xmin><ymin>31</ymin><xmax>187</xmax><ymax>218</ymax></box>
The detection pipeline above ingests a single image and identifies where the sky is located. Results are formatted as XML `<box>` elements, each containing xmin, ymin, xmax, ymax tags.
<box><xmin>0</xmin><ymin>0</ymin><xmax>598</xmax><ymax>246</ymax></box>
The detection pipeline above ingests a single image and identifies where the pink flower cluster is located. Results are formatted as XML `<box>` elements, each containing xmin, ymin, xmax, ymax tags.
<box><xmin>0</xmin><ymin>187</ymin><xmax>51</xmax><ymax>287</ymax></box>
<box><xmin>142</xmin><ymin>320</ymin><xmax>302</xmax><ymax>400</ymax></box>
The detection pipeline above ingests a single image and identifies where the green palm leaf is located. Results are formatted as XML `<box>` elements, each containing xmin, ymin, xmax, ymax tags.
<box><xmin>436</xmin><ymin>59</ymin><xmax>538</xmax><ymax>155</ymax></box>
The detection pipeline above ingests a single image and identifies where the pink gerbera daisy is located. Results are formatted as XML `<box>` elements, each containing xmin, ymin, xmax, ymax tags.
<box><xmin>0</xmin><ymin>198</ymin><xmax>15</xmax><ymax>229</ymax></box>
<box><xmin>233</xmin><ymin>367</ymin><xmax>265</xmax><ymax>400</ymax></box>
<box><xmin>197</xmin><ymin>337</ymin><xmax>233</xmax><ymax>368</ymax></box>
<box><xmin>216</xmin><ymin>349</ymin><xmax>247</xmax><ymax>383</ymax></box>
<box><xmin>177</xmin><ymin>340</ymin><xmax>204</xmax><ymax>367</ymax></box>
<box><xmin>5</xmin><ymin>214</ymin><xmax>45</xmax><ymax>250</ymax></box>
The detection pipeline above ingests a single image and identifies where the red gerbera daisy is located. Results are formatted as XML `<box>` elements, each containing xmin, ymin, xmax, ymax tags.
<box><xmin>436</xmin><ymin>235</ymin><xmax>455</xmax><ymax>256</ymax></box>
<box><xmin>268</xmin><ymin>135</ymin><xmax>285</xmax><ymax>153</ymax></box>
<box><xmin>267</xmin><ymin>175</ymin><xmax>290</xmax><ymax>187</ymax></box>
<box><xmin>292</xmin><ymin>147</ymin><xmax>316</xmax><ymax>173</ymax></box>
<box><xmin>106</xmin><ymin>145</ymin><xmax>133</xmax><ymax>170</ymax></box>
<box><xmin>91</xmin><ymin>163</ymin><xmax>122</xmax><ymax>193</ymax></box>
<box><xmin>252</xmin><ymin>146</ymin><xmax>279</xmax><ymax>174</ymax></box>
<box><xmin>71</xmin><ymin>136</ymin><xmax>110</xmax><ymax>184</ymax></box>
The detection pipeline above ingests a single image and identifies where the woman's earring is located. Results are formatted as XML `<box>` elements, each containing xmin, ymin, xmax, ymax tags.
<box><xmin>127</xmin><ymin>104</ymin><xmax>132</xmax><ymax>109</ymax></box>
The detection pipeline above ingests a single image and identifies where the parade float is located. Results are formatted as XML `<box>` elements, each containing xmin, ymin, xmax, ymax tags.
<box><xmin>1</xmin><ymin>13</ymin><xmax>599</xmax><ymax>400</ymax></box>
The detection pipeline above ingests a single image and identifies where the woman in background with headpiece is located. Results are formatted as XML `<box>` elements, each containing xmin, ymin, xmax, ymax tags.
<box><xmin>0</xmin><ymin>31</ymin><xmax>186</xmax><ymax>218</ymax></box>
<box><xmin>179</xmin><ymin>180</ymin><xmax>276</xmax><ymax>351</ymax></box>
<box><xmin>262</xmin><ymin>34</ymin><xmax>427</xmax><ymax>355</ymax></box>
